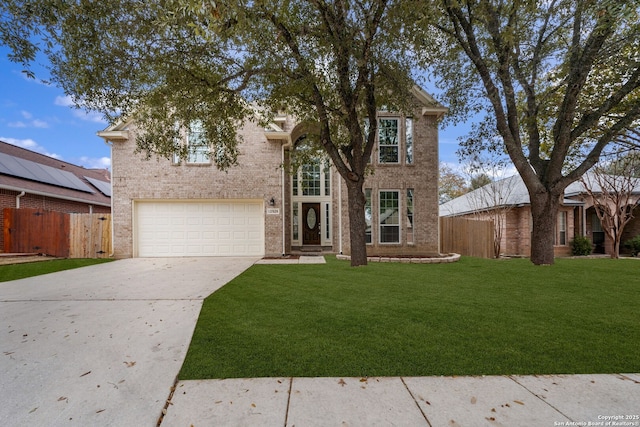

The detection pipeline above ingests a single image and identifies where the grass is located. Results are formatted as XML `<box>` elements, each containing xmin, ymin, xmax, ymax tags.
<box><xmin>180</xmin><ymin>256</ymin><xmax>640</xmax><ymax>379</ymax></box>
<box><xmin>0</xmin><ymin>258</ymin><xmax>113</xmax><ymax>282</ymax></box>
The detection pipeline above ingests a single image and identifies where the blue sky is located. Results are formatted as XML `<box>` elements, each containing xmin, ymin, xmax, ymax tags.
<box><xmin>0</xmin><ymin>47</ymin><xmax>467</xmax><ymax>170</ymax></box>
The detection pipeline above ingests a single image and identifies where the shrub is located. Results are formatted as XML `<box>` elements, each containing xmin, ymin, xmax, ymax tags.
<box><xmin>571</xmin><ymin>235</ymin><xmax>593</xmax><ymax>256</ymax></box>
<box><xmin>624</xmin><ymin>235</ymin><xmax>640</xmax><ymax>257</ymax></box>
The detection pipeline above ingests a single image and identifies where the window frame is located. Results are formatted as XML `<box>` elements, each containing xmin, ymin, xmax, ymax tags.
<box><xmin>406</xmin><ymin>188</ymin><xmax>414</xmax><ymax>244</ymax></box>
<box><xmin>378</xmin><ymin>190</ymin><xmax>401</xmax><ymax>244</ymax></box>
<box><xmin>377</xmin><ymin>118</ymin><xmax>400</xmax><ymax>164</ymax></box>
<box><xmin>556</xmin><ymin>211</ymin><xmax>567</xmax><ymax>246</ymax></box>
<box><xmin>405</xmin><ymin>117</ymin><xmax>414</xmax><ymax>165</ymax></box>
<box><xmin>173</xmin><ymin>120</ymin><xmax>212</xmax><ymax>165</ymax></box>
<box><xmin>292</xmin><ymin>159</ymin><xmax>331</xmax><ymax>198</ymax></box>
<box><xmin>365</xmin><ymin>188</ymin><xmax>373</xmax><ymax>244</ymax></box>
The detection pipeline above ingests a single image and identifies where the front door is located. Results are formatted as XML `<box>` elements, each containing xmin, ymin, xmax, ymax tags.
<box><xmin>302</xmin><ymin>203</ymin><xmax>321</xmax><ymax>245</ymax></box>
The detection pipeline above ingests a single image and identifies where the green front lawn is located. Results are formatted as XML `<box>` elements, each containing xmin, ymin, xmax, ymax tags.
<box><xmin>0</xmin><ymin>258</ymin><xmax>113</xmax><ymax>282</ymax></box>
<box><xmin>181</xmin><ymin>256</ymin><xmax>640</xmax><ymax>379</ymax></box>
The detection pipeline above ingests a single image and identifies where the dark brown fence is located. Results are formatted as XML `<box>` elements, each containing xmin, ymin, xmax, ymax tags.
<box><xmin>440</xmin><ymin>216</ymin><xmax>494</xmax><ymax>258</ymax></box>
<box><xmin>3</xmin><ymin>208</ymin><xmax>111</xmax><ymax>258</ymax></box>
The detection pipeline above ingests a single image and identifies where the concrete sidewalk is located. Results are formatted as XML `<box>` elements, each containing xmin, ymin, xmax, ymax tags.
<box><xmin>162</xmin><ymin>374</ymin><xmax>640</xmax><ymax>426</ymax></box>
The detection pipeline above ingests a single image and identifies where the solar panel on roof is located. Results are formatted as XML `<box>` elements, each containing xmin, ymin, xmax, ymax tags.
<box><xmin>85</xmin><ymin>176</ymin><xmax>112</xmax><ymax>196</ymax></box>
<box><xmin>30</xmin><ymin>162</ymin><xmax>58</xmax><ymax>184</ymax></box>
<box><xmin>0</xmin><ymin>154</ymin><xmax>38</xmax><ymax>181</ymax></box>
<box><xmin>0</xmin><ymin>152</ymin><xmax>96</xmax><ymax>193</ymax></box>
<box><xmin>46</xmin><ymin>165</ymin><xmax>94</xmax><ymax>192</ymax></box>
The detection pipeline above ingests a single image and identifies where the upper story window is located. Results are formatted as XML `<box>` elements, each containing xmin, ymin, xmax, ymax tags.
<box><xmin>173</xmin><ymin>120</ymin><xmax>211</xmax><ymax>164</ymax></box>
<box><xmin>292</xmin><ymin>136</ymin><xmax>331</xmax><ymax>197</ymax></box>
<box><xmin>301</xmin><ymin>163</ymin><xmax>321</xmax><ymax>196</ymax></box>
<box><xmin>186</xmin><ymin>121</ymin><xmax>210</xmax><ymax>164</ymax></box>
<box><xmin>378</xmin><ymin>118</ymin><xmax>399</xmax><ymax>164</ymax></box>
<box><xmin>377</xmin><ymin>116</ymin><xmax>414</xmax><ymax>165</ymax></box>
<box><xmin>292</xmin><ymin>159</ymin><xmax>331</xmax><ymax>197</ymax></box>
<box><xmin>405</xmin><ymin>117</ymin><xmax>413</xmax><ymax>164</ymax></box>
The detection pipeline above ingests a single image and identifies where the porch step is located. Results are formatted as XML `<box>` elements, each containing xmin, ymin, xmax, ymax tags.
<box><xmin>291</xmin><ymin>246</ymin><xmax>329</xmax><ymax>256</ymax></box>
<box><xmin>300</xmin><ymin>248</ymin><xmax>322</xmax><ymax>253</ymax></box>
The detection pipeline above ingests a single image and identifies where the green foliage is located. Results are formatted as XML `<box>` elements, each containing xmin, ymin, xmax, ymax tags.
<box><xmin>180</xmin><ymin>256</ymin><xmax>640</xmax><ymax>378</ymax></box>
<box><xmin>417</xmin><ymin>0</ymin><xmax>640</xmax><ymax>264</ymax></box>
<box><xmin>600</xmin><ymin>148</ymin><xmax>640</xmax><ymax>178</ymax></box>
<box><xmin>0</xmin><ymin>0</ymin><xmax>421</xmax><ymax>173</ymax></box>
<box><xmin>571</xmin><ymin>235</ymin><xmax>593</xmax><ymax>256</ymax></box>
<box><xmin>470</xmin><ymin>173</ymin><xmax>492</xmax><ymax>190</ymax></box>
<box><xmin>0</xmin><ymin>0</ymin><xmax>430</xmax><ymax>266</ymax></box>
<box><xmin>438</xmin><ymin>162</ymin><xmax>468</xmax><ymax>203</ymax></box>
<box><xmin>624</xmin><ymin>235</ymin><xmax>640</xmax><ymax>257</ymax></box>
<box><xmin>0</xmin><ymin>258</ymin><xmax>113</xmax><ymax>282</ymax></box>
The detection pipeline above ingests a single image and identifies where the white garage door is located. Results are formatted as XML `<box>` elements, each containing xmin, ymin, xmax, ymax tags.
<box><xmin>136</xmin><ymin>201</ymin><xmax>264</xmax><ymax>257</ymax></box>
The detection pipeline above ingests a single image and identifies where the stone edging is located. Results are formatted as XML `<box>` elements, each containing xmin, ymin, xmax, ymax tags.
<box><xmin>336</xmin><ymin>253</ymin><xmax>461</xmax><ymax>264</ymax></box>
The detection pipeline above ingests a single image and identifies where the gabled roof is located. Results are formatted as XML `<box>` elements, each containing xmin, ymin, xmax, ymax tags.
<box><xmin>439</xmin><ymin>175</ymin><xmax>530</xmax><ymax>216</ymax></box>
<box><xmin>440</xmin><ymin>172</ymin><xmax>640</xmax><ymax>217</ymax></box>
<box><xmin>97</xmin><ymin>119</ymin><xmax>131</xmax><ymax>143</ymax></box>
<box><xmin>564</xmin><ymin>172</ymin><xmax>640</xmax><ymax>196</ymax></box>
<box><xmin>411</xmin><ymin>86</ymin><xmax>449</xmax><ymax>119</ymax></box>
<box><xmin>0</xmin><ymin>140</ymin><xmax>111</xmax><ymax>207</ymax></box>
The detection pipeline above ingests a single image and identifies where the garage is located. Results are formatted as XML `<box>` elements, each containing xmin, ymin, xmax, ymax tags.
<box><xmin>135</xmin><ymin>201</ymin><xmax>264</xmax><ymax>257</ymax></box>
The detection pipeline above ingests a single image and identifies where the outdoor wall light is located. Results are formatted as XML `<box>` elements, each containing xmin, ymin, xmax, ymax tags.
<box><xmin>269</xmin><ymin>197</ymin><xmax>276</xmax><ymax>206</ymax></box>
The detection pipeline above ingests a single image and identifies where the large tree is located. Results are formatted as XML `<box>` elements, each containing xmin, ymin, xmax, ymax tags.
<box><xmin>421</xmin><ymin>0</ymin><xmax>640</xmax><ymax>264</ymax></box>
<box><xmin>438</xmin><ymin>162</ymin><xmax>468</xmax><ymax>203</ymax></box>
<box><xmin>581</xmin><ymin>148</ymin><xmax>640</xmax><ymax>258</ymax></box>
<box><xmin>1</xmin><ymin>0</ymin><xmax>424</xmax><ymax>266</ymax></box>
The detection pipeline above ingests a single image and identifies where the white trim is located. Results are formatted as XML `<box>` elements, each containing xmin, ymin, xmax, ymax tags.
<box><xmin>378</xmin><ymin>189</ymin><xmax>401</xmax><ymax>244</ymax></box>
<box><xmin>377</xmin><ymin>117</ymin><xmax>400</xmax><ymax>165</ymax></box>
<box><xmin>0</xmin><ymin>184</ymin><xmax>111</xmax><ymax>207</ymax></box>
<box><xmin>290</xmin><ymin>160</ymin><xmax>333</xmax><ymax>246</ymax></box>
<box><xmin>96</xmin><ymin>130</ymin><xmax>129</xmax><ymax>142</ymax></box>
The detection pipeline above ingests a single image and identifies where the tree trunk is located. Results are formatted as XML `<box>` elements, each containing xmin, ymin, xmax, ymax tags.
<box><xmin>345</xmin><ymin>180</ymin><xmax>368</xmax><ymax>267</ymax></box>
<box><xmin>611</xmin><ymin>232</ymin><xmax>621</xmax><ymax>259</ymax></box>
<box><xmin>529</xmin><ymin>191</ymin><xmax>560</xmax><ymax>265</ymax></box>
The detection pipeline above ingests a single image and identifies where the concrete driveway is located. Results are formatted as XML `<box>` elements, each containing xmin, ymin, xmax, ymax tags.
<box><xmin>0</xmin><ymin>257</ymin><xmax>258</xmax><ymax>427</ymax></box>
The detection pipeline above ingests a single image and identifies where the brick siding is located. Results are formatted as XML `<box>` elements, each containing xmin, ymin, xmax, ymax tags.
<box><xmin>111</xmin><ymin>103</ymin><xmax>442</xmax><ymax>258</ymax></box>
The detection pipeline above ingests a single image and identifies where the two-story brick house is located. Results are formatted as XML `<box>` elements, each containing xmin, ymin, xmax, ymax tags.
<box><xmin>98</xmin><ymin>86</ymin><xmax>446</xmax><ymax>258</ymax></box>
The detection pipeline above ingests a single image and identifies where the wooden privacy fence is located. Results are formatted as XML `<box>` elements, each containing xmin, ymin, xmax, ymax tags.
<box><xmin>440</xmin><ymin>216</ymin><xmax>494</xmax><ymax>259</ymax></box>
<box><xmin>3</xmin><ymin>208</ymin><xmax>112</xmax><ymax>258</ymax></box>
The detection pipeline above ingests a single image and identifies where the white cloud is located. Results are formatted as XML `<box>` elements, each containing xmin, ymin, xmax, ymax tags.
<box><xmin>8</xmin><ymin>119</ymin><xmax>49</xmax><ymax>129</ymax></box>
<box><xmin>76</xmin><ymin>156</ymin><xmax>111</xmax><ymax>170</ymax></box>
<box><xmin>8</xmin><ymin>111</ymin><xmax>50</xmax><ymax>128</ymax></box>
<box><xmin>54</xmin><ymin>95</ymin><xmax>74</xmax><ymax>107</ymax></box>
<box><xmin>32</xmin><ymin>119</ymin><xmax>49</xmax><ymax>128</ymax></box>
<box><xmin>1</xmin><ymin>137</ymin><xmax>63</xmax><ymax>159</ymax></box>
<box><xmin>72</xmin><ymin>110</ymin><xmax>106</xmax><ymax>124</ymax></box>
<box><xmin>54</xmin><ymin>95</ymin><xmax>107</xmax><ymax>124</ymax></box>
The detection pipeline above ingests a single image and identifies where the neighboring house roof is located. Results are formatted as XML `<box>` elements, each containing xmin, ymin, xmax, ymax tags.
<box><xmin>439</xmin><ymin>174</ymin><xmax>585</xmax><ymax>217</ymax></box>
<box><xmin>440</xmin><ymin>175</ymin><xmax>530</xmax><ymax>217</ymax></box>
<box><xmin>0</xmin><ymin>140</ymin><xmax>111</xmax><ymax>207</ymax></box>
<box><xmin>564</xmin><ymin>172</ymin><xmax>640</xmax><ymax>197</ymax></box>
